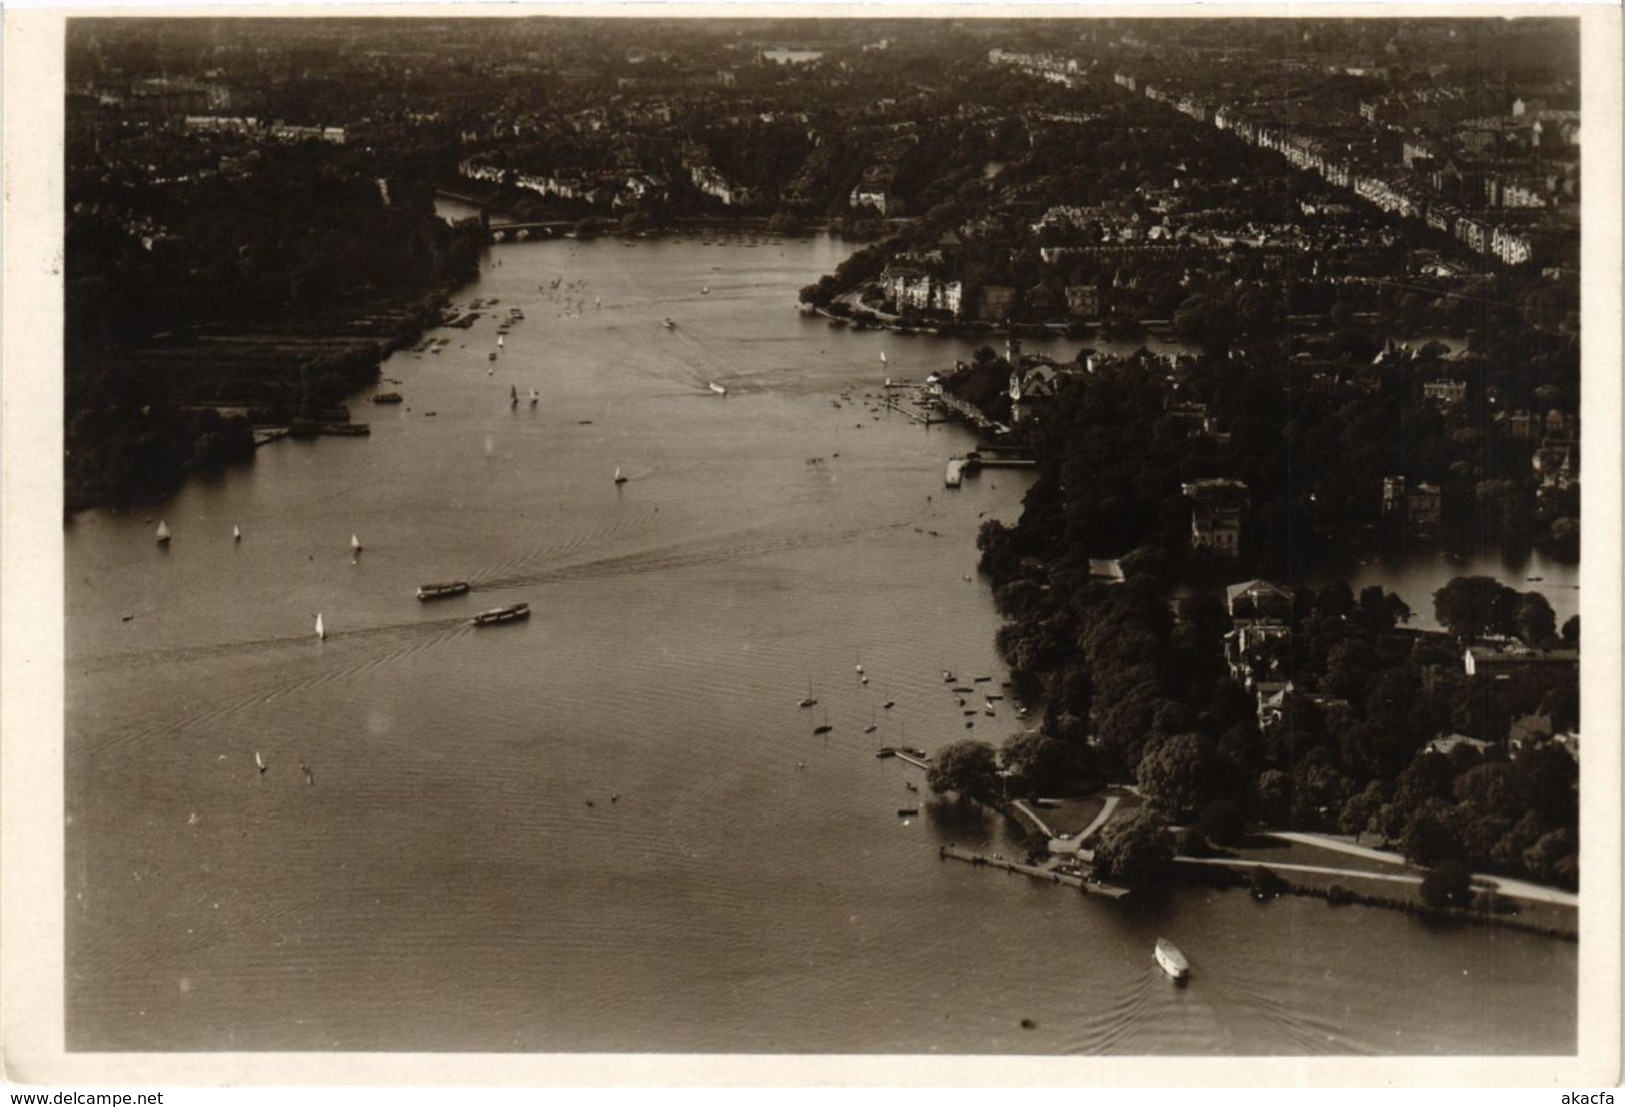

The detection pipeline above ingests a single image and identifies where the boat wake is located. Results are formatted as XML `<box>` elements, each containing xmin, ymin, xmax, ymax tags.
<box><xmin>467</xmin><ymin>507</ymin><xmax>661</xmax><ymax>587</ymax></box>
<box><xmin>74</xmin><ymin>614</ymin><xmax>473</xmax><ymax>676</ymax></box>
<box><xmin>82</xmin><ymin>617</ymin><xmax>475</xmax><ymax>756</ymax></box>
<box><xmin>474</xmin><ymin>519</ymin><xmax>915</xmax><ymax>592</ymax></box>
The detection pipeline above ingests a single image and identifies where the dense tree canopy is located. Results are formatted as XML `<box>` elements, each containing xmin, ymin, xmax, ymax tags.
<box><xmin>926</xmin><ymin>740</ymin><xmax>1001</xmax><ymax>804</ymax></box>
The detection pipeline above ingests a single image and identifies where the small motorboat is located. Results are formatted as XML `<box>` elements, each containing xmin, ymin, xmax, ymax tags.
<box><xmin>1155</xmin><ymin>938</ymin><xmax>1190</xmax><ymax>982</ymax></box>
<box><xmin>897</xmin><ymin>807</ymin><xmax>919</xmax><ymax>818</ymax></box>
<box><xmin>708</xmin><ymin>381</ymin><xmax>728</xmax><ymax>396</ymax></box>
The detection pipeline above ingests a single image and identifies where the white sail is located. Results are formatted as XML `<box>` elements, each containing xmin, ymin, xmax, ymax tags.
<box><xmin>316</xmin><ymin>613</ymin><xmax>326</xmax><ymax>640</ymax></box>
<box><xmin>351</xmin><ymin>534</ymin><xmax>362</xmax><ymax>552</ymax></box>
<box><xmin>156</xmin><ymin>520</ymin><xmax>171</xmax><ymax>543</ymax></box>
<box><xmin>497</xmin><ymin>335</ymin><xmax>504</xmax><ymax>347</ymax></box>
<box><xmin>880</xmin><ymin>350</ymin><xmax>888</xmax><ymax>364</ymax></box>
<box><xmin>255</xmin><ymin>751</ymin><xmax>266</xmax><ymax>772</ymax></box>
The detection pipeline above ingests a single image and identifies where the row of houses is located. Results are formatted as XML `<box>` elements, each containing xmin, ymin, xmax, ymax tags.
<box><xmin>877</xmin><ymin>264</ymin><xmax>963</xmax><ymax>316</ymax></box>
<box><xmin>184</xmin><ymin>116</ymin><xmax>349</xmax><ymax>145</ymax></box>
<box><xmin>458</xmin><ymin>158</ymin><xmax>674</xmax><ymax>209</ymax></box>
<box><xmin>1096</xmin><ymin>76</ymin><xmax>1577</xmax><ymax>268</ymax></box>
<box><xmin>688</xmin><ymin>163</ymin><xmax>753</xmax><ymax>207</ymax></box>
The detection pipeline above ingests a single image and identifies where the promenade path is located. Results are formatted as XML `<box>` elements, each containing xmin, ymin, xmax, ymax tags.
<box><xmin>1010</xmin><ymin>799</ymin><xmax>1058</xmax><ymax>839</ymax></box>
<box><xmin>1077</xmin><ymin>795</ymin><xmax>1121</xmax><ymax>844</ymax></box>
<box><xmin>1263</xmin><ymin>831</ymin><xmax>1578</xmax><ymax>908</ymax></box>
<box><xmin>1176</xmin><ymin>857</ymin><xmax>1424</xmax><ymax>887</ymax></box>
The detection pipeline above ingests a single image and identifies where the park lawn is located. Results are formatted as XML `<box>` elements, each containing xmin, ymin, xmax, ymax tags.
<box><xmin>1030</xmin><ymin>795</ymin><xmax>1104</xmax><ymax>837</ymax></box>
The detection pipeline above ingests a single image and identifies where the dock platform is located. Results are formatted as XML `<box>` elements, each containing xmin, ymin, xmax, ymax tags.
<box><xmin>939</xmin><ymin>844</ymin><xmax>1129</xmax><ymax>899</ymax></box>
<box><xmin>884</xmin><ymin>396</ymin><xmax>936</xmax><ymax>425</ymax></box>
<box><xmin>893</xmin><ymin>751</ymin><xmax>931</xmax><ymax>770</ymax></box>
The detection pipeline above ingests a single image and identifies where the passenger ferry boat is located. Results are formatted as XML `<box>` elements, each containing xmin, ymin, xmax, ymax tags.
<box><xmin>471</xmin><ymin>602</ymin><xmax>530</xmax><ymax>626</ymax></box>
<box><xmin>416</xmin><ymin>581</ymin><xmax>471</xmax><ymax>601</ymax></box>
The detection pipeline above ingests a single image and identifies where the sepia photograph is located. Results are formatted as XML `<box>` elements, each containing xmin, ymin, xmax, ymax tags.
<box><xmin>3</xmin><ymin>2</ymin><xmax>1620</xmax><ymax>1090</ymax></box>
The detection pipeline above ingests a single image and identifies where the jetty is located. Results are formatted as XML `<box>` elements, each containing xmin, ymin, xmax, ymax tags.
<box><xmin>893</xmin><ymin>750</ymin><xmax>931</xmax><ymax>770</ymax></box>
<box><xmin>883</xmin><ymin>395</ymin><xmax>936</xmax><ymax>424</ymax></box>
<box><xmin>939</xmin><ymin>845</ymin><xmax>1129</xmax><ymax>899</ymax></box>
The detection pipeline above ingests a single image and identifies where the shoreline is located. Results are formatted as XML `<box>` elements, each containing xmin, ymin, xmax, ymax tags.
<box><xmin>979</xmin><ymin>785</ymin><xmax>1577</xmax><ymax>939</ymax></box>
<box><xmin>64</xmin><ymin>279</ymin><xmax>470</xmax><ymax>517</ymax></box>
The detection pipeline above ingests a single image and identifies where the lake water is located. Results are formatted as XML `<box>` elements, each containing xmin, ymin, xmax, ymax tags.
<box><xmin>65</xmin><ymin>232</ymin><xmax>1576</xmax><ymax>1054</ymax></box>
<box><xmin>1313</xmin><ymin>547</ymin><xmax>1579</xmax><ymax>634</ymax></box>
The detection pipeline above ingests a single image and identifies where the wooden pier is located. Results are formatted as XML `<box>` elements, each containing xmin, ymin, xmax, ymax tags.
<box><xmin>893</xmin><ymin>751</ymin><xmax>931</xmax><ymax>770</ymax></box>
<box><xmin>882</xmin><ymin>396</ymin><xmax>936</xmax><ymax>425</ymax></box>
<box><xmin>939</xmin><ymin>845</ymin><xmax>1129</xmax><ymax>898</ymax></box>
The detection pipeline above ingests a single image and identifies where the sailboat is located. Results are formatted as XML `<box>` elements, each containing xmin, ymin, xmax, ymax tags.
<box><xmin>315</xmin><ymin>612</ymin><xmax>326</xmax><ymax>640</ymax></box>
<box><xmin>529</xmin><ymin>388</ymin><xmax>539</xmax><ymax>406</ymax></box>
<box><xmin>813</xmin><ymin>707</ymin><xmax>832</xmax><ymax>736</ymax></box>
<box><xmin>864</xmin><ymin>707</ymin><xmax>878</xmax><ymax>735</ymax></box>
<box><xmin>350</xmin><ymin>534</ymin><xmax>363</xmax><ymax>553</ymax></box>
<box><xmin>510</xmin><ymin>384</ymin><xmax>519</xmax><ymax>407</ymax></box>
<box><xmin>497</xmin><ymin>334</ymin><xmax>505</xmax><ymax>348</ymax></box>
<box><xmin>233</xmin><ymin>524</ymin><xmax>241</xmax><ymax>542</ymax></box>
<box><xmin>155</xmin><ymin>520</ymin><xmax>171</xmax><ymax>545</ymax></box>
<box><xmin>614</xmin><ymin>466</ymin><xmax>628</xmax><ymax>485</ymax></box>
<box><xmin>854</xmin><ymin>651</ymin><xmax>865</xmax><ymax>676</ymax></box>
<box><xmin>880</xmin><ymin>350</ymin><xmax>888</xmax><ymax>365</ymax></box>
<box><xmin>701</xmin><ymin>285</ymin><xmax>710</xmax><ymax>295</ymax></box>
<box><xmin>797</xmin><ymin>677</ymin><xmax>817</xmax><ymax>709</ymax></box>
<box><xmin>255</xmin><ymin>751</ymin><xmax>267</xmax><ymax>773</ymax></box>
